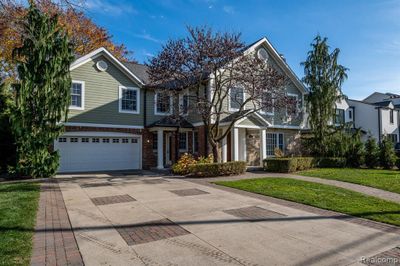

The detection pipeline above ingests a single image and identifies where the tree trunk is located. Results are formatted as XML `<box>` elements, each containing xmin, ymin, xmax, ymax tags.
<box><xmin>211</xmin><ymin>141</ymin><xmax>219</xmax><ymax>163</ymax></box>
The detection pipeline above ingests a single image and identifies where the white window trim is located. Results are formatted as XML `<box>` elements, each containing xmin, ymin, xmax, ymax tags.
<box><xmin>154</xmin><ymin>92</ymin><xmax>173</xmax><ymax>116</ymax></box>
<box><xmin>179</xmin><ymin>93</ymin><xmax>189</xmax><ymax>116</ymax></box>
<box><xmin>228</xmin><ymin>87</ymin><xmax>245</xmax><ymax>112</ymax></box>
<box><xmin>285</xmin><ymin>93</ymin><xmax>299</xmax><ymax>117</ymax></box>
<box><xmin>260</xmin><ymin>91</ymin><xmax>274</xmax><ymax>116</ymax></box>
<box><xmin>179</xmin><ymin>132</ymin><xmax>188</xmax><ymax>151</ymax></box>
<box><xmin>69</xmin><ymin>80</ymin><xmax>85</xmax><ymax>110</ymax></box>
<box><xmin>265</xmin><ymin>132</ymin><xmax>284</xmax><ymax>157</ymax></box>
<box><xmin>390</xmin><ymin>109</ymin><xmax>394</xmax><ymax>124</ymax></box>
<box><xmin>119</xmin><ymin>85</ymin><xmax>140</xmax><ymax>114</ymax></box>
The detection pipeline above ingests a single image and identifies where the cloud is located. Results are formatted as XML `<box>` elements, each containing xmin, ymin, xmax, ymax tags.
<box><xmin>376</xmin><ymin>40</ymin><xmax>400</xmax><ymax>56</ymax></box>
<box><xmin>84</xmin><ymin>0</ymin><xmax>137</xmax><ymax>16</ymax></box>
<box><xmin>134</xmin><ymin>31</ymin><xmax>163</xmax><ymax>44</ymax></box>
<box><xmin>223</xmin><ymin>5</ymin><xmax>235</xmax><ymax>14</ymax></box>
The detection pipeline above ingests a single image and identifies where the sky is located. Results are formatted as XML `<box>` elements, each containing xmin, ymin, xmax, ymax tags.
<box><xmin>82</xmin><ymin>0</ymin><xmax>400</xmax><ymax>100</ymax></box>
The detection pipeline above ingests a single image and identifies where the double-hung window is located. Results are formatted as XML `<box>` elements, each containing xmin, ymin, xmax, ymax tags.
<box><xmin>334</xmin><ymin>109</ymin><xmax>345</xmax><ymax>124</ymax></box>
<box><xmin>286</xmin><ymin>94</ymin><xmax>298</xmax><ymax>116</ymax></box>
<box><xmin>229</xmin><ymin>87</ymin><xmax>244</xmax><ymax>111</ymax></box>
<box><xmin>261</xmin><ymin>91</ymin><xmax>273</xmax><ymax>115</ymax></box>
<box><xmin>119</xmin><ymin>86</ymin><xmax>139</xmax><ymax>114</ymax></box>
<box><xmin>265</xmin><ymin>133</ymin><xmax>284</xmax><ymax>156</ymax></box>
<box><xmin>70</xmin><ymin>81</ymin><xmax>84</xmax><ymax>110</ymax></box>
<box><xmin>178</xmin><ymin>132</ymin><xmax>188</xmax><ymax>151</ymax></box>
<box><xmin>155</xmin><ymin>92</ymin><xmax>171</xmax><ymax>115</ymax></box>
<box><xmin>388</xmin><ymin>134</ymin><xmax>398</xmax><ymax>144</ymax></box>
<box><xmin>181</xmin><ymin>94</ymin><xmax>189</xmax><ymax>115</ymax></box>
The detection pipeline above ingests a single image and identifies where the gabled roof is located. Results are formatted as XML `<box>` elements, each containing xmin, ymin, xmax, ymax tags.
<box><xmin>70</xmin><ymin>47</ymin><xmax>145</xmax><ymax>86</ymax></box>
<box><xmin>220</xmin><ymin>110</ymin><xmax>271</xmax><ymax>127</ymax></box>
<box><xmin>243</xmin><ymin>37</ymin><xmax>308</xmax><ymax>94</ymax></box>
<box><xmin>122</xmin><ymin>62</ymin><xmax>150</xmax><ymax>84</ymax></box>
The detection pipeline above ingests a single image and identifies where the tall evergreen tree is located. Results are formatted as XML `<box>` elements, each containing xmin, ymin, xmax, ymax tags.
<box><xmin>11</xmin><ymin>2</ymin><xmax>73</xmax><ymax>178</ymax></box>
<box><xmin>302</xmin><ymin>35</ymin><xmax>348</xmax><ymax>156</ymax></box>
<box><xmin>365</xmin><ymin>136</ymin><xmax>380</xmax><ymax>168</ymax></box>
<box><xmin>379</xmin><ymin>136</ymin><xmax>396</xmax><ymax>169</ymax></box>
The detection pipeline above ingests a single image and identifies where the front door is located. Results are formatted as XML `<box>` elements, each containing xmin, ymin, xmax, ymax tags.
<box><xmin>165</xmin><ymin>133</ymin><xmax>173</xmax><ymax>166</ymax></box>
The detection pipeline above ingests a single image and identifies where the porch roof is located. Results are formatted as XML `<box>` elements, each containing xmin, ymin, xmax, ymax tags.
<box><xmin>221</xmin><ymin>110</ymin><xmax>271</xmax><ymax>128</ymax></box>
<box><xmin>147</xmin><ymin>116</ymin><xmax>194</xmax><ymax>129</ymax></box>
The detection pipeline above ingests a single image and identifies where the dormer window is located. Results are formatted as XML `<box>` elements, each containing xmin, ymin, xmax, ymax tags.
<box><xmin>229</xmin><ymin>87</ymin><xmax>244</xmax><ymax>111</ymax></box>
<box><xmin>155</xmin><ymin>92</ymin><xmax>172</xmax><ymax>115</ymax></box>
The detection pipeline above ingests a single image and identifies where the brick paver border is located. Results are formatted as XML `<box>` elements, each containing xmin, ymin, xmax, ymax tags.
<box><xmin>116</xmin><ymin>218</ymin><xmax>190</xmax><ymax>246</ymax></box>
<box><xmin>31</xmin><ymin>180</ymin><xmax>84</xmax><ymax>266</ymax></box>
<box><xmin>192</xmin><ymin>180</ymin><xmax>400</xmax><ymax>235</ymax></box>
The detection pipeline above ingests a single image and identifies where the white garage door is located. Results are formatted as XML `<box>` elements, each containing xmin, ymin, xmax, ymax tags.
<box><xmin>54</xmin><ymin>134</ymin><xmax>141</xmax><ymax>173</ymax></box>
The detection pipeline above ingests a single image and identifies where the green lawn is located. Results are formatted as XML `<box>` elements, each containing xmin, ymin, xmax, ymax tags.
<box><xmin>0</xmin><ymin>182</ymin><xmax>40</xmax><ymax>266</ymax></box>
<box><xmin>298</xmin><ymin>168</ymin><xmax>400</xmax><ymax>194</ymax></box>
<box><xmin>215</xmin><ymin>178</ymin><xmax>400</xmax><ymax>226</ymax></box>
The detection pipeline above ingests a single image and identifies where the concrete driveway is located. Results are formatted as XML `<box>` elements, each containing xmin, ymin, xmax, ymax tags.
<box><xmin>57</xmin><ymin>173</ymin><xmax>400</xmax><ymax>266</ymax></box>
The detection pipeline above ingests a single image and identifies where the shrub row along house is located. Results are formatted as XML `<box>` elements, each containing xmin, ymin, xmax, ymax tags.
<box><xmin>56</xmin><ymin>38</ymin><xmax>307</xmax><ymax>172</ymax></box>
<box><xmin>56</xmin><ymin>37</ymin><xmax>399</xmax><ymax>173</ymax></box>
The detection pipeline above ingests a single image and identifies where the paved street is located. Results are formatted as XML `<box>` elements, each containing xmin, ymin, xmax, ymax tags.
<box><xmin>36</xmin><ymin>173</ymin><xmax>400</xmax><ymax>265</ymax></box>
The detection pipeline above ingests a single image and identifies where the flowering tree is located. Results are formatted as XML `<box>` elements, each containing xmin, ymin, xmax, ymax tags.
<box><xmin>148</xmin><ymin>26</ymin><xmax>293</xmax><ymax>162</ymax></box>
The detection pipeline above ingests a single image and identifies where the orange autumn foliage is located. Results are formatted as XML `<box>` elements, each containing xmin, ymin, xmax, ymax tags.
<box><xmin>0</xmin><ymin>0</ymin><xmax>134</xmax><ymax>79</ymax></box>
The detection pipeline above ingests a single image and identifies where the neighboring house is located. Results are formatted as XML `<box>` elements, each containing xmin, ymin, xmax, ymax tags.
<box><xmin>335</xmin><ymin>93</ymin><xmax>400</xmax><ymax>143</ymax></box>
<box><xmin>54</xmin><ymin>38</ymin><xmax>308</xmax><ymax>173</ymax></box>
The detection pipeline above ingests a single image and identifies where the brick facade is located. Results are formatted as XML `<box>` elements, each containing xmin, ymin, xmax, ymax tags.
<box><xmin>142</xmin><ymin>129</ymin><xmax>157</xmax><ymax>169</ymax></box>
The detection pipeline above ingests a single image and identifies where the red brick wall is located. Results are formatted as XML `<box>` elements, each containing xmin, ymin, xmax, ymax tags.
<box><xmin>142</xmin><ymin>129</ymin><xmax>157</xmax><ymax>169</ymax></box>
<box><xmin>195</xmin><ymin>125</ymin><xmax>209</xmax><ymax>157</ymax></box>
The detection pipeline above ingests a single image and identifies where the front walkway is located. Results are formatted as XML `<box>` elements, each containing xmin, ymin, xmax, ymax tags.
<box><xmin>30</xmin><ymin>173</ymin><xmax>400</xmax><ymax>265</ymax></box>
<box><xmin>201</xmin><ymin>171</ymin><xmax>400</xmax><ymax>204</ymax></box>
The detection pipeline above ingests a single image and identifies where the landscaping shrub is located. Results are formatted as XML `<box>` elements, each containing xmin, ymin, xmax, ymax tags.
<box><xmin>315</xmin><ymin>157</ymin><xmax>347</xmax><ymax>168</ymax></box>
<box><xmin>380</xmin><ymin>137</ymin><xmax>396</xmax><ymax>169</ymax></box>
<box><xmin>264</xmin><ymin>157</ymin><xmax>316</xmax><ymax>173</ymax></box>
<box><xmin>396</xmin><ymin>158</ymin><xmax>400</xmax><ymax>170</ymax></box>
<box><xmin>188</xmin><ymin>161</ymin><xmax>246</xmax><ymax>177</ymax></box>
<box><xmin>263</xmin><ymin>158</ymin><xmax>298</xmax><ymax>173</ymax></box>
<box><xmin>345</xmin><ymin>129</ymin><xmax>364</xmax><ymax>167</ymax></box>
<box><xmin>296</xmin><ymin>157</ymin><xmax>316</xmax><ymax>170</ymax></box>
<box><xmin>365</xmin><ymin>136</ymin><xmax>380</xmax><ymax>168</ymax></box>
<box><xmin>171</xmin><ymin>153</ymin><xmax>197</xmax><ymax>175</ymax></box>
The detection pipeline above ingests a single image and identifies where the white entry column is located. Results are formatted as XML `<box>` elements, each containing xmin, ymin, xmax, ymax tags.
<box><xmin>222</xmin><ymin>136</ymin><xmax>227</xmax><ymax>162</ymax></box>
<box><xmin>232</xmin><ymin>127</ymin><xmax>239</xmax><ymax>161</ymax></box>
<box><xmin>260</xmin><ymin>129</ymin><xmax>267</xmax><ymax>166</ymax></box>
<box><xmin>157</xmin><ymin>129</ymin><xmax>164</xmax><ymax>169</ymax></box>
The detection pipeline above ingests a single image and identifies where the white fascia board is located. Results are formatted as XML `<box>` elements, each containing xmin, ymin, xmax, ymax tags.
<box><xmin>70</xmin><ymin>47</ymin><xmax>145</xmax><ymax>86</ymax></box>
<box><xmin>244</xmin><ymin>37</ymin><xmax>308</xmax><ymax>94</ymax></box>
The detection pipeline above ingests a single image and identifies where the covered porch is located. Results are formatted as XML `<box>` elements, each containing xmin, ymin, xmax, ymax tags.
<box><xmin>219</xmin><ymin>112</ymin><xmax>271</xmax><ymax>167</ymax></box>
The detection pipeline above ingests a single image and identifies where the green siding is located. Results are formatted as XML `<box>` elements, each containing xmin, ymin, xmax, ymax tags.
<box><xmin>69</xmin><ymin>55</ymin><xmax>144</xmax><ymax>126</ymax></box>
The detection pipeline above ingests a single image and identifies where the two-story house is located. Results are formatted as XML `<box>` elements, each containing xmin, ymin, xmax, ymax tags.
<box><xmin>334</xmin><ymin>93</ymin><xmax>400</xmax><ymax>143</ymax></box>
<box><xmin>54</xmin><ymin>38</ymin><xmax>308</xmax><ymax>173</ymax></box>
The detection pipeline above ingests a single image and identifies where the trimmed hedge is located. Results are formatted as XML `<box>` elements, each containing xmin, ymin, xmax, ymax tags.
<box><xmin>315</xmin><ymin>157</ymin><xmax>347</xmax><ymax>168</ymax></box>
<box><xmin>263</xmin><ymin>156</ymin><xmax>346</xmax><ymax>173</ymax></box>
<box><xmin>188</xmin><ymin>161</ymin><xmax>247</xmax><ymax>177</ymax></box>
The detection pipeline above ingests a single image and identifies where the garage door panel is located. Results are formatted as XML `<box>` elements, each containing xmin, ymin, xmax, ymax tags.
<box><xmin>55</xmin><ymin>136</ymin><xmax>141</xmax><ymax>172</ymax></box>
